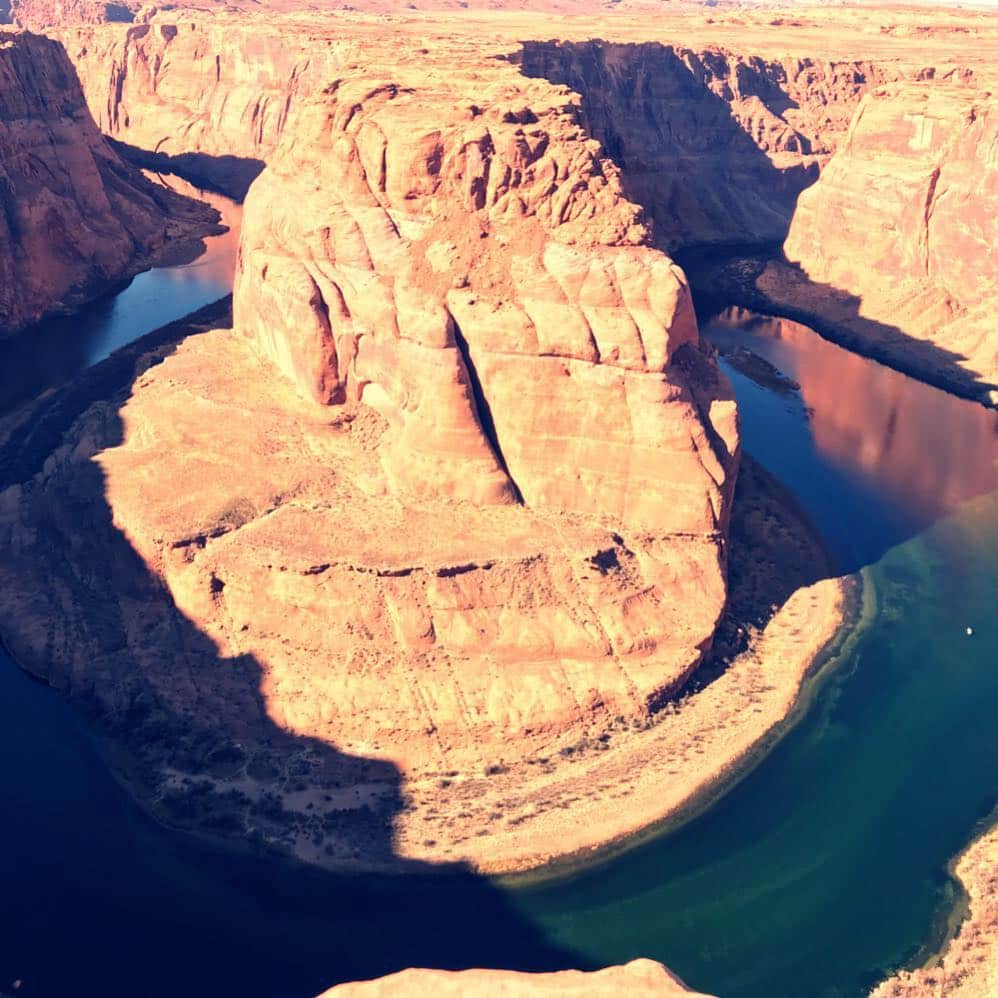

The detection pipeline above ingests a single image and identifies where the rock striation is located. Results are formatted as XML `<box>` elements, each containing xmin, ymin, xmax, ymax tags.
<box><xmin>234</xmin><ymin>75</ymin><xmax>732</xmax><ymax>527</ymax></box>
<box><xmin>517</xmin><ymin>41</ymin><xmax>901</xmax><ymax>249</ymax></box>
<box><xmin>8</xmin><ymin>0</ymin><xmax>135</xmax><ymax>30</ymax></box>
<box><xmin>320</xmin><ymin>960</ymin><xmax>713</xmax><ymax>997</ymax></box>
<box><xmin>0</xmin><ymin>29</ymin><xmax>218</xmax><ymax>332</ymax></box>
<box><xmin>777</xmin><ymin>80</ymin><xmax>998</xmax><ymax>393</ymax></box>
<box><xmin>0</xmin><ymin>53</ymin><xmax>742</xmax><ymax>874</ymax></box>
<box><xmin>50</xmin><ymin>15</ymin><xmax>908</xmax><ymax>210</ymax></box>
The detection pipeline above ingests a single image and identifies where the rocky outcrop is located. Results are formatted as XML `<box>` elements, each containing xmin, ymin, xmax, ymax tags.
<box><xmin>0</xmin><ymin>29</ymin><xmax>218</xmax><ymax>332</ymax></box>
<box><xmin>320</xmin><ymin>960</ymin><xmax>713</xmax><ymax>997</ymax></box>
<box><xmin>872</xmin><ymin>820</ymin><xmax>998</xmax><ymax>998</ymax></box>
<box><xmin>779</xmin><ymin>80</ymin><xmax>997</xmax><ymax>393</ymax></box>
<box><xmin>235</xmin><ymin>77</ymin><xmax>733</xmax><ymax>528</ymax></box>
<box><xmin>0</xmin><ymin>55</ymin><xmax>741</xmax><ymax>874</ymax></box>
<box><xmin>55</xmin><ymin>19</ymin><xmax>351</xmax><ymax>196</ymax></box>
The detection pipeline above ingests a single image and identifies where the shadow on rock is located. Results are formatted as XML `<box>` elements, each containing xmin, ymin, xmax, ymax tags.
<box><xmin>0</xmin><ymin>306</ymin><xmax>590</xmax><ymax>998</ymax></box>
<box><xmin>680</xmin><ymin>247</ymin><xmax>998</xmax><ymax>407</ymax></box>
<box><xmin>112</xmin><ymin>138</ymin><xmax>266</xmax><ymax>202</ymax></box>
<box><xmin>513</xmin><ymin>40</ymin><xmax>821</xmax><ymax>251</ymax></box>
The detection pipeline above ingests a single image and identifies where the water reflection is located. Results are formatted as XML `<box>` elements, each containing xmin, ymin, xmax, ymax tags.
<box><xmin>0</xmin><ymin>176</ymin><xmax>241</xmax><ymax>418</ymax></box>
<box><xmin>703</xmin><ymin>306</ymin><xmax>998</xmax><ymax>571</ymax></box>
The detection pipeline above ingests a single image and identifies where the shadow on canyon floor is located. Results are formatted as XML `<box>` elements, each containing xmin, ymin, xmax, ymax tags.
<box><xmin>0</xmin><ymin>305</ymin><xmax>591</xmax><ymax>998</ymax></box>
<box><xmin>681</xmin><ymin>247</ymin><xmax>998</xmax><ymax>406</ymax></box>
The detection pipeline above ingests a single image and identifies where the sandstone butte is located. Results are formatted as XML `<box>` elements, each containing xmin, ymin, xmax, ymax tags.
<box><xmin>0</xmin><ymin>29</ymin><xmax>219</xmax><ymax>332</ymax></box>
<box><xmin>319</xmin><ymin>960</ymin><xmax>713</xmax><ymax>997</ymax></box>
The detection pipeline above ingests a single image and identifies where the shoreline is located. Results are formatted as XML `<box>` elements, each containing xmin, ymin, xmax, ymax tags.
<box><xmin>871</xmin><ymin>813</ymin><xmax>998</xmax><ymax>997</ymax></box>
<box><xmin>480</xmin><ymin>570</ymin><xmax>862</xmax><ymax>882</ymax></box>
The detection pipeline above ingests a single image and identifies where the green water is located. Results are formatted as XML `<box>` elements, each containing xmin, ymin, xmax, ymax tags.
<box><xmin>500</xmin><ymin>315</ymin><xmax>998</xmax><ymax>997</ymax></box>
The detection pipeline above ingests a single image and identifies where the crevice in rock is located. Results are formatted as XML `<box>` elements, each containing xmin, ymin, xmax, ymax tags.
<box><xmin>451</xmin><ymin>318</ymin><xmax>524</xmax><ymax>504</ymax></box>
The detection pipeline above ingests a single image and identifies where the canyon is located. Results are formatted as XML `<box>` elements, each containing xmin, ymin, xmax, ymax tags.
<box><xmin>0</xmin><ymin>3</ymin><xmax>995</xmax><ymax>998</ymax></box>
<box><xmin>38</xmin><ymin>3</ymin><xmax>998</xmax><ymax>396</ymax></box>
<box><xmin>0</xmin><ymin>29</ymin><xmax>219</xmax><ymax>331</ymax></box>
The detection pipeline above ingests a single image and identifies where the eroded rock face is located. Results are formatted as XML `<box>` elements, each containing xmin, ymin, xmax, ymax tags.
<box><xmin>51</xmin><ymin>17</ymin><xmax>903</xmax><ymax>211</ymax></box>
<box><xmin>782</xmin><ymin>80</ymin><xmax>998</xmax><ymax>390</ymax></box>
<box><xmin>0</xmin><ymin>30</ymin><xmax>216</xmax><ymax>332</ymax></box>
<box><xmin>235</xmin><ymin>78</ymin><xmax>733</xmax><ymax>531</ymax></box>
<box><xmin>56</xmin><ymin>19</ymin><xmax>352</xmax><ymax>196</ymax></box>
<box><xmin>0</xmin><ymin>58</ymin><xmax>738</xmax><ymax>873</ymax></box>
<box><xmin>9</xmin><ymin>0</ymin><xmax>134</xmax><ymax>29</ymax></box>
<box><xmin>518</xmin><ymin>41</ymin><xmax>903</xmax><ymax>249</ymax></box>
<box><xmin>320</xmin><ymin>960</ymin><xmax>713</xmax><ymax>997</ymax></box>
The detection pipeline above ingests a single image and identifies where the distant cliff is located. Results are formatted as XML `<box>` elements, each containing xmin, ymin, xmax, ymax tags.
<box><xmin>780</xmin><ymin>80</ymin><xmax>997</xmax><ymax>392</ymax></box>
<box><xmin>0</xmin><ymin>30</ymin><xmax>218</xmax><ymax>332</ymax></box>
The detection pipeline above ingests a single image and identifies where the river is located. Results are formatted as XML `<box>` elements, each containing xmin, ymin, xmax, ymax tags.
<box><xmin>1</xmin><ymin>244</ymin><xmax>995</xmax><ymax>996</ymax></box>
<box><xmin>0</xmin><ymin>175</ymin><xmax>241</xmax><ymax>415</ymax></box>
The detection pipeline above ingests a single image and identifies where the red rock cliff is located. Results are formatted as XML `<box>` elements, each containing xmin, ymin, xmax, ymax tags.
<box><xmin>0</xmin><ymin>29</ymin><xmax>216</xmax><ymax>331</ymax></box>
<box><xmin>782</xmin><ymin>79</ymin><xmax>997</xmax><ymax>391</ymax></box>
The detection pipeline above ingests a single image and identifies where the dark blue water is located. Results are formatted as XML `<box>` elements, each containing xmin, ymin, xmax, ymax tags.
<box><xmin>1</xmin><ymin>302</ymin><xmax>995</xmax><ymax>998</ymax></box>
<box><xmin>0</xmin><ymin>178</ymin><xmax>239</xmax><ymax>415</ymax></box>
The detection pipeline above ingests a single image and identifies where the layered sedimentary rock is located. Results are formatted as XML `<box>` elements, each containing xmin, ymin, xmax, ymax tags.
<box><xmin>9</xmin><ymin>0</ymin><xmax>134</xmax><ymax>29</ymax></box>
<box><xmin>51</xmin><ymin>15</ymin><xmax>910</xmax><ymax>209</ymax></box>
<box><xmin>321</xmin><ymin>960</ymin><xmax>713</xmax><ymax>997</ymax></box>
<box><xmin>234</xmin><ymin>76</ymin><xmax>730</xmax><ymax>527</ymax></box>
<box><xmin>779</xmin><ymin>81</ymin><xmax>998</xmax><ymax>391</ymax></box>
<box><xmin>0</xmin><ymin>30</ymin><xmax>217</xmax><ymax>331</ymax></box>
<box><xmin>55</xmin><ymin>19</ymin><xmax>351</xmax><ymax>196</ymax></box>
<box><xmin>0</xmin><ymin>56</ymin><xmax>740</xmax><ymax>873</ymax></box>
<box><xmin>517</xmin><ymin>41</ymin><xmax>902</xmax><ymax>248</ymax></box>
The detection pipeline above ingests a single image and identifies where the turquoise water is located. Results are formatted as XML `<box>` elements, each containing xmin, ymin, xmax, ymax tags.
<box><xmin>1</xmin><ymin>303</ymin><xmax>995</xmax><ymax>997</ymax></box>
<box><xmin>507</xmin><ymin>495</ymin><xmax>998</xmax><ymax>997</ymax></box>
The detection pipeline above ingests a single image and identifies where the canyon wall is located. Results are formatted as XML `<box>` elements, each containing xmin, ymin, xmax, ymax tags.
<box><xmin>0</xmin><ymin>29</ymin><xmax>217</xmax><ymax>332</ymax></box>
<box><xmin>9</xmin><ymin>0</ymin><xmax>135</xmax><ymax>29</ymax></box>
<box><xmin>54</xmin><ymin>19</ymin><xmax>353</xmax><ymax>196</ymax></box>
<box><xmin>780</xmin><ymin>80</ymin><xmax>997</xmax><ymax>391</ymax></box>
<box><xmin>52</xmin><ymin>18</ymin><xmax>899</xmax><ymax>221</ymax></box>
<box><xmin>517</xmin><ymin>41</ymin><xmax>900</xmax><ymax>248</ymax></box>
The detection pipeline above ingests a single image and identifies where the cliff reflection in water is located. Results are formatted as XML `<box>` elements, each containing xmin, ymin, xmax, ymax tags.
<box><xmin>703</xmin><ymin>306</ymin><xmax>998</xmax><ymax>569</ymax></box>
<box><xmin>0</xmin><ymin>175</ymin><xmax>241</xmax><ymax>417</ymax></box>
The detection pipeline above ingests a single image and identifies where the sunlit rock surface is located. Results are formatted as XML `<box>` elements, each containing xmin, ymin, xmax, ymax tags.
<box><xmin>321</xmin><ymin>960</ymin><xmax>714</xmax><ymax>997</ymax></box>
<box><xmin>781</xmin><ymin>80</ymin><xmax>998</xmax><ymax>390</ymax></box>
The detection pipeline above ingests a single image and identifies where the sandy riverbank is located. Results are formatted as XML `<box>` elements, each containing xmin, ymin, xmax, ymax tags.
<box><xmin>397</xmin><ymin>571</ymin><xmax>851</xmax><ymax>876</ymax></box>
<box><xmin>871</xmin><ymin>819</ymin><xmax>998</xmax><ymax>998</ymax></box>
